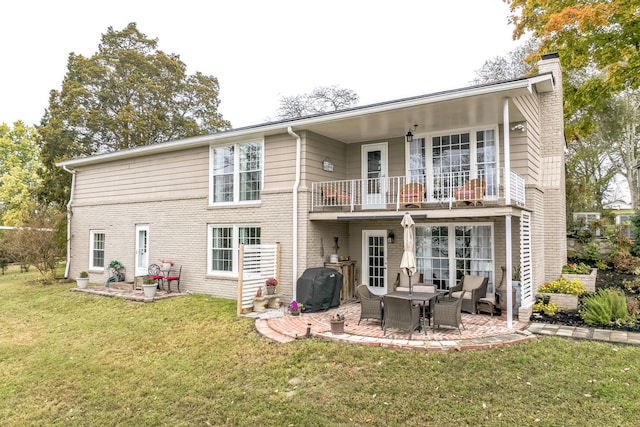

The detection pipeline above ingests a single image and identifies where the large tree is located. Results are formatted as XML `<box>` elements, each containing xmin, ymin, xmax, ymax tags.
<box><xmin>0</xmin><ymin>122</ymin><xmax>42</xmax><ymax>225</ymax></box>
<box><xmin>37</xmin><ymin>22</ymin><xmax>231</xmax><ymax>206</ymax></box>
<box><xmin>471</xmin><ymin>39</ymin><xmax>538</xmax><ymax>85</ymax></box>
<box><xmin>276</xmin><ymin>85</ymin><xmax>359</xmax><ymax>119</ymax></box>
<box><xmin>506</xmin><ymin>0</ymin><xmax>640</xmax><ymax>139</ymax></box>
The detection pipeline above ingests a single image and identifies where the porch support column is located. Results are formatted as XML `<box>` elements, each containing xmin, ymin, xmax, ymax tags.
<box><xmin>288</xmin><ymin>127</ymin><xmax>301</xmax><ymax>301</ymax></box>
<box><xmin>503</xmin><ymin>98</ymin><xmax>513</xmax><ymax>328</ymax></box>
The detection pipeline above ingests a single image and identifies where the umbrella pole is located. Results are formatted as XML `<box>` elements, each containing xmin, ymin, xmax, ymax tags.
<box><xmin>407</xmin><ymin>269</ymin><xmax>412</xmax><ymax>296</ymax></box>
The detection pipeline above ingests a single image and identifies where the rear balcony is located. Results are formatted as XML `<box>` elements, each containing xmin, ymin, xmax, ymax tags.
<box><xmin>310</xmin><ymin>168</ymin><xmax>525</xmax><ymax>213</ymax></box>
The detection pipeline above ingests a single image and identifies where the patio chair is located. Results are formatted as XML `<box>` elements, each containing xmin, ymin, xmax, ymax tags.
<box><xmin>400</xmin><ymin>182</ymin><xmax>424</xmax><ymax>208</ymax></box>
<box><xmin>432</xmin><ymin>290</ymin><xmax>466</xmax><ymax>334</ymax></box>
<box><xmin>394</xmin><ymin>271</ymin><xmax>424</xmax><ymax>290</ymax></box>
<box><xmin>321</xmin><ymin>183</ymin><xmax>351</xmax><ymax>207</ymax></box>
<box><xmin>447</xmin><ymin>275</ymin><xmax>489</xmax><ymax>314</ymax></box>
<box><xmin>148</xmin><ymin>264</ymin><xmax>164</xmax><ymax>290</ymax></box>
<box><xmin>382</xmin><ymin>294</ymin><xmax>421</xmax><ymax>339</ymax></box>
<box><xmin>165</xmin><ymin>266</ymin><xmax>182</xmax><ymax>293</ymax></box>
<box><xmin>357</xmin><ymin>284</ymin><xmax>384</xmax><ymax>328</ymax></box>
<box><xmin>454</xmin><ymin>178</ymin><xmax>486</xmax><ymax>207</ymax></box>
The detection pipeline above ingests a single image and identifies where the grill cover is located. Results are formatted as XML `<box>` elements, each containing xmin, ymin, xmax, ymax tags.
<box><xmin>296</xmin><ymin>267</ymin><xmax>343</xmax><ymax>313</ymax></box>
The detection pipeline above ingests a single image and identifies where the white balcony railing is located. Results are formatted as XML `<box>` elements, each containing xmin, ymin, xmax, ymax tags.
<box><xmin>311</xmin><ymin>168</ymin><xmax>525</xmax><ymax>212</ymax></box>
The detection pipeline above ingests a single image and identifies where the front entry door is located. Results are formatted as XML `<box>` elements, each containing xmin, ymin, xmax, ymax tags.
<box><xmin>135</xmin><ymin>224</ymin><xmax>149</xmax><ymax>276</ymax></box>
<box><xmin>362</xmin><ymin>230</ymin><xmax>387</xmax><ymax>295</ymax></box>
<box><xmin>361</xmin><ymin>143</ymin><xmax>388</xmax><ymax>209</ymax></box>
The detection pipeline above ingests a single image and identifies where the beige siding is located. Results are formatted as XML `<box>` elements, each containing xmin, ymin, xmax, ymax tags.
<box><xmin>73</xmin><ymin>147</ymin><xmax>209</xmax><ymax>206</ymax></box>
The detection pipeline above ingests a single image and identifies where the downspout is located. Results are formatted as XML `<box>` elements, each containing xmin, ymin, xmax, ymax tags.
<box><xmin>503</xmin><ymin>98</ymin><xmax>513</xmax><ymax>328</ymax></box>
<box><xmin>287</xmin><ymin>127</ymin><xmax>301</xmax><ymax>301</ymax></box>
<box><xmin>62</xmin><ymin>166</ymin><xmax>76</xmax><ymax>279</ymax></box>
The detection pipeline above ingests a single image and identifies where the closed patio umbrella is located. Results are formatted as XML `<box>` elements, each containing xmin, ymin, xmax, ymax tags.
<box><xmin>400</xmin><ymin>212</ymin><xmax>417</xmax><ymax>296</ymax></box>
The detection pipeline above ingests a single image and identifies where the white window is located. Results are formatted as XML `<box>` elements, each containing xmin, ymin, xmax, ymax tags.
<box><xmin>415</xmin><ymin>223</ymin><xmax>494</xmax><ymax>291</ymax></box>
<box><xmin>406</xmin><ymin>127</ymin><xmax>498</xmax><ymax>200</ymax></box>
<box><xmin>616</xmin><ymin>214</ymin><xmax>636</xmax><ymax>240</ymax></box>
<box><xmin>573</xmin><ymin>212</ymin><xmax>601</xmax><ymax>236</ymax></box>
<box><xmin>89</xmin><ymin>230</ymin><xmax>105</xmax><ymax>269</ymax></box>
<box><xmin>211</xmin><ymin>141</ymin><xmax>263</xmax><ymax>204</ymax></box>
<box><xmin>207</xmin><ymin>225</ymin><xmax>261</xmax><ymax>274</ymax></box>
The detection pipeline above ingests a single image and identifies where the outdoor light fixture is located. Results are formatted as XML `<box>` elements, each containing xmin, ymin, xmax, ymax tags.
<box><xmin>405</xmin><ymin>124</ymin><xmax>418</xmax><ymax>142</ymax></box>
<box><xmin>387</xmin><ymin>230</ymin><xmax>395</xmax><ymax>244</ymax></box>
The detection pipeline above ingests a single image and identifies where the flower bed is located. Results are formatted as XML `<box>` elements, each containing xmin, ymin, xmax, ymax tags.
<box><xmin>561</xmin><ymin>268</ymin><xmax>597</xmax><ymax>293</ymax></box>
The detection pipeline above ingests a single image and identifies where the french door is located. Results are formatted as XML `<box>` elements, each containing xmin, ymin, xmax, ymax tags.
<box><xmin>135</xmin><ymin>224</ymin><xmax>149</xmax><ymax>276</ymax></box>
<box><xmin>361</xmin><ymin>143</ymin><xmax>388</xmax><ymax>209</ymax></box>
<box><xmin>362</xmin><ymin>230</ymin><xmax>387</xmax><ymax>295</ymax></box>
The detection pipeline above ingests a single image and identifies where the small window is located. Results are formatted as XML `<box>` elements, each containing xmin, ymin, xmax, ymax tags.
<box><xmin>208</xmin><ymin>225</ymin><xmax>261</xmax><ymax>274</ymax></box>
<box><xmin>90</xmin><ymin>230</ymin><xmax>105</xmax><ymax>269</ymax></box>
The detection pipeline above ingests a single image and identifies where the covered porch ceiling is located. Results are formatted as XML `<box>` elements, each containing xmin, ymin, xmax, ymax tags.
<box><xmin>282</xmin><ymin>84</ymin><xmax>535</xmax><ymax>144</ymax></box>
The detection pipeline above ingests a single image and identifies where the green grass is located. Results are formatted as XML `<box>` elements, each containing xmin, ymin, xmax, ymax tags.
<box><xmin>2</xmin><ymin>265</ymin><xmax>640</xmax><ymax>426</ymax></box>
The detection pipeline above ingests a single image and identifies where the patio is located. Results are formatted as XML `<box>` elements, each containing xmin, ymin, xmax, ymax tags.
<box><xmin>252</xmin><ymin>301</ymin><xmax>535</xmax><ymax>352</ymax></box>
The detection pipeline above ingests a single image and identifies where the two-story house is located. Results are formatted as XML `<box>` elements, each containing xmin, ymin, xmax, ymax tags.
<box><xmin>57</xmin><ymin>53</ymin><xmax>566</xmax><ymax>322</ymax></box>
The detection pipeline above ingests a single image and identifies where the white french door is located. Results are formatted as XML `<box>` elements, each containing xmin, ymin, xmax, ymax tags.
<box><xmin>361</xmin><ymin>143</ymin><xmax>388</xmax><ymax>209</ymax></box>
<box><xmin>362</xmin><ymin>230</ymin><xmax>387</xmax><ymax>295</ymax></box>
<box><xmin>135</xmin><ymin>224</ymin><xmax>149</xmax><ymax>276</ymax></box>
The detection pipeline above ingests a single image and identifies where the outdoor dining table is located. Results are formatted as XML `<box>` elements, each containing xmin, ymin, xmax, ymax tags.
<box><xmin>387</xmin><ymin>289</ymin><xmax>446</xmax><ymax>330</ymax></box>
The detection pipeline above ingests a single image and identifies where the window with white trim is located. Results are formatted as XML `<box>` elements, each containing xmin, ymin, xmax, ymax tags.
<box><xmin>208</xmin><ymin>225</ymin><xmax>261</xmax><ymax>274</ymax></box>
<box><xmin>415</xmin><ymin>223</ymin><xmax>494</xmax><ymax>291</ymax></box>
<box><xmin>90</xmin><ymin>230</ymin><xmax>105</xmax><ymax>269</ymax></box>
<box><xmin>211</xmin><ymin>141</ymin><xmax>263</xmax><ymax>203</ymax></box>
<box><xmin>406</xmin><ymin>128</ymin><xmax>498</xmax><ymax>199</ymax></box>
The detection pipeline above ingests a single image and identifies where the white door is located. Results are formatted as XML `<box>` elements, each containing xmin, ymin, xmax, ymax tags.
<box><xmin>362</xmin><ymin>230</ymin><xmax>387</xmax><ymax>295</ymax></box>
<box><xmin>135</xmin><ymin>224</ymin><xmax>149</xmax><ymax>276</ymax></box>
<box><xmin>361</xmin><ymin>142</ymin><xmax>388</xmax><ymax>209</ymax></box>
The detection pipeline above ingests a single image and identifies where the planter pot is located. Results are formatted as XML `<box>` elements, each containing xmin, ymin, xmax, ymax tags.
<box><xmin>330</xmin><ymin>320</ymin><xmax>345</xmax><ymax>334</ymax></box>
<box><xmin>290</xmin><ymin>310</ymin><xmax>301</xmax><ymax>316</ymax></box>
<box><xmin>142</xmin><ymin>284</ymin><xmax>157</xmax><ymax>299</ymax></box>
<box><xmin>76</xmin><ymin>277</ymin><xmax>89</xmax><ymax>289</ymax></box>
<box><xmin>266</xmin><ymin>285</ymin><xmax>276</xmax><ymax>295</ymax></box>
<box><xmin>161</xmin><ymin>263</ymin><xmax>172</xmax><ymax>272</ymax></box>
<box><xmin>538</xmin><ymin>292</ymin><xmax>578</xmax><ymax>310</ymax></box>
<box><xmin>562</xmin><ymin>268</ymin><xmax>597</xmax><ymax>293</ymax></box>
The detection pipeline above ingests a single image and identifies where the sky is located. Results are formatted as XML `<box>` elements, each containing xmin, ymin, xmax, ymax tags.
<box><xmin>1</xmin><ymin>0</ymin><xmax>523</xmax><ymax>129</ymax></box>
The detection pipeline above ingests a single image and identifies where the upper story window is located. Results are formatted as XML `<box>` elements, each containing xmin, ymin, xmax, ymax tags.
<box><xmin>90</xmin><ymin>230</ymin><xmax>105</xmax><ymax>269</ymax></box>
<box><xmin>406</xmin><ymin>127</ymin><xmax>498</xmax><ymax>196</ymax></box>
<box><xmin>211</xmin><ymin>141</ymin><xmax>263</xmax><ymax>204</ymax></box>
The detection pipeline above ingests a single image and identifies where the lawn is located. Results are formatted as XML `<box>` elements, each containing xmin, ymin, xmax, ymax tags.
<box><xmin>1</xmin><ymin>265</ymin><xmax>639</xmax><ymax>426</ymax></box>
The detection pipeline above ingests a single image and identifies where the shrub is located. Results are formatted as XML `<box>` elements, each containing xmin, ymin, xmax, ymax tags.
<box><xmin>562</xmin><ymin>262</ymin><xmax>591</xmax><ymax>274</ymax></box>
<box><xmin>622</xmin><ymin>278</ymin><xmax>640</xmax><ymax>294</ymax></box>
<box><xmin>538</xmin><ymin>277</ymin><xmax>586</xmax><ymax>295</ymax></box>
<box><xmin>609</xmin><ymin>251</ymin><xmax>640</xmax><ymax>274</ymax></box>
<box><xmin>533</xmin><ymin>300</ymin><xmax>559</xmax><ymax>316</ymax></box>
<box><xmin>580</xmin><ymin>289</ymin><xmax>635</xmax><ymax>326</ymax></box>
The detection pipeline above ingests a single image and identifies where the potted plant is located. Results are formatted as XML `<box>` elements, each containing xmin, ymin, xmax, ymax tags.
<box><xmin>159</xmin><ymin>258</ymin><xmax>174</xmax><ymax>272</ymax></box>
<box><xmin>265</xmin><ymin>277</ymin><xmax>278</xmax><ymax>295</ymax></box>
<box><xmin>142</xmin><ymin>277</ymin><xmax>157</xmax><ymax>299</ymax></box>
<box><xmin>288</xmin><ymin>300</ymin><xmax>304</xmax><ymax>316</ymax></box>
<box><xmin>76</xmin><ymin>271</ymin><xmax>89</xmax><ymax>289</ymax></box>
<box><xmin>330</xmin><ymin>313</ymin><xmax>346</xmax><ymax>334</ymax></box>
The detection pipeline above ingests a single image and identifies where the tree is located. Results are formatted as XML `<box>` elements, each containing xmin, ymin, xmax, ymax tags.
<box><xmin>505</xmin><ymin>0</ymin><xmax>640</xmax><ymax>139</ymax></box>
<box><xmin>471</xmin><ymin>39</ymin><xmax>538</xmax><ymax>85</ymax></box>
<box><xmin>276</xmin><ymin>85</ymin><xmax>359</xmax><ymax>119</ymax></box>
<box><xmin>1</xmin><ymin>205</ymin><xmax>66</xmax><ymax>282</ymax></box>
<box><xmin>37</xmin><ymin>22</ymin><xmax>231</xmax><ymax>206</ymax></box>
<box><xmin>0</xmin><ymin>122</ymin><xmax>42</xmax><ymax>225</ymax></box>
<box><xmin>593</xmin><ymin>90</ymin><xmax>640</xmax><ymax>208</ymax></box>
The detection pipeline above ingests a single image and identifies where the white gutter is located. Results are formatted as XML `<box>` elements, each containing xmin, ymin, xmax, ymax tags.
<box><xmin>62</xmin><ymin>165</ymin><xmax>77</xmax><ymax>279</ymax></box>
<box><xmin>503</xmin><ymin>98</ymin><xmax>513</xmax><ymax>329</ymax></box>
<box><xmin>287</xmin><ymin>127</ymin><xmax>301</xmax><ymax>301</ymax></box>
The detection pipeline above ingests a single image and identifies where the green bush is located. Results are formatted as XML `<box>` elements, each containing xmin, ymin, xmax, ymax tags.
<box><xmin>580</xmin><ymin>289</ymin><xmax>635</xmax><ymax>326</ymax></box>
<box><xmin>562</xmin><ymin>262</ymin><xmax>591</xmax><ymax>274</ymax></box>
